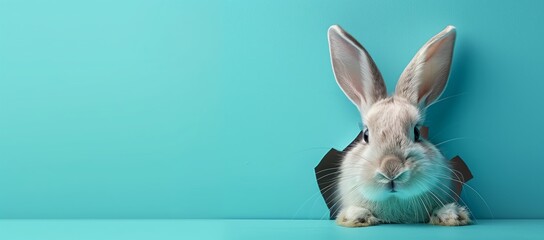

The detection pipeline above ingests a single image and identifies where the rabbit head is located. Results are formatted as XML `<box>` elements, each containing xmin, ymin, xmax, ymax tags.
<box><xmin>328</xmin><ymin>25</ymin><xmax>456</xmax><ymax>202</ymax></box>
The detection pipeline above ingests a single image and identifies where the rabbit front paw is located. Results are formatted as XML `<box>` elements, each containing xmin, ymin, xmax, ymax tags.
<box><xmin>336</xmin><ymin>206</ymin><xmax>380</xmax><ymax>227</ymax></box>
<box><xmin>430</xmin><ymin>203</ymin><xmax>471</xmax><ymax>226</ymax></box>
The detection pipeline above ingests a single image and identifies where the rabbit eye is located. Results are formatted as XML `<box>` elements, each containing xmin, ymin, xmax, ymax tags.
<box><xmin>414</xmin><ymin>127</ymin><xmax>421</xmax><ymax>142</ymax></box>
<box><xmin>363</xmin><ymin>129</ymin><xmax>369</xmax><ymax>143</ymax></box>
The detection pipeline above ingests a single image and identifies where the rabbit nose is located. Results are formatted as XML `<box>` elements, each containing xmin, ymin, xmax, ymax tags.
<box><xmin>380</xmin><ymin>155</ymin><xmax>404</xmax><ymax>175</ymax></box>
<box><xmin>376</xmin><ymin>169</ymin><xmax>409</xmax><ymax>183</ymax></box>
<box><xmin>376</xmin><ymin>155</ymin><xmax>410</xmax><ymax>183</ymax></box>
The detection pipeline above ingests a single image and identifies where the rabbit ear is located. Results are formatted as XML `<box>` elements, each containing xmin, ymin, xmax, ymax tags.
<box><xmin>328</xmin><ymin>25</ymin><xmax>387</xmax><ymax>113</ymax></box>
<box><xmin>395</xmin><ymin>26</ymin><xmax>456</xmax><ymax>108</ymax></box>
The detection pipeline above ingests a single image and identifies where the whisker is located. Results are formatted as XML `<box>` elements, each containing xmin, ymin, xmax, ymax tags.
<box><xmin>294</xmin><ymin>147</ymin><xmax>341</xmax><ymax>153</ymax></box>
<box><xmin>416</xmin><ymin>179</ymin><xmax>446</xmax><ymax>209</ymax></box>
<box><xmin>412</xmin><ymin>180</ymin><xmax>432</xmax><ymax>222</ymax></box>
<box><xmin>320</xmin><ymin>184</ymin><xmax>359</xmax><ymax>220</ymax></box>
<box><xmin>431</xmin><ymin>92</ymin><xmax>468</xmax><ymax>106</ymax></box>
<box><xmin>417</xmin><ymin>195</ymin><xmax>431</xmax><ymax>222</ymax></box>
<box><xmin>422</xmin><ymin>177</ymin><xmax>478</xmax><ymax>224</ymax></box>
<box><xmin>292</xmin><ymin>173</ymin><xmax>360</xmax><ymax>220</ymax></box>
<box><xmin>436</xmin><ymin>181</ymin><xmax>476</xmax><ymax>221</ymax></box>
<box><xmin>432</xmin><ymin>175</ymin><xmax>495</xmax><ymax>219</ymax></box>
<box><xmin>291</xmin><ymin>191</ymin><xmax>322</xmax><ymax>219</ymax></box>
<box><xmin>434</xmin><ymin>137</ymin><xmax>468</xmax><ymax>147</ymax></box>
<box><xmin>314</xmin><ymin>166</ymin><xmax>342</xmax><ymax>175</ymax></box>
<box><xmin>292</xmin><ymin>174</ymin><xmax>361</xmax><ymax>220</ymax></box>
<box><xmin>432</xmin><ymin>163</ymin><xmax>465</xmax><ymax>183</ymax></box>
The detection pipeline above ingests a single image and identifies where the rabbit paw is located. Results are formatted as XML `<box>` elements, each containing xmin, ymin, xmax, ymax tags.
<box><xmin>430</xmin><ymin>203</ymin><xmax>471</xmax><ymax>226</ymax></box>
<box><xmin>336</xmin><ymin>206</ymin><xmax>380</xmax><ymax>227</ymax></box>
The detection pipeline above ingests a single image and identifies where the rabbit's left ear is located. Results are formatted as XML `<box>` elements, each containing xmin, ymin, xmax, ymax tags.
<box><xmin>328</xmin><ymin>25</ymin><xmax>387</xmax><ymax>114</ymax></box>
<box><xmin>395</xmin><ymin>26</ymin><xmax>456</xmax><ymax>108</ymax></box>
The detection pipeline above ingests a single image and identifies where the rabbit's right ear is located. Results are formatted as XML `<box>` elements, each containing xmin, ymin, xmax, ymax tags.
<box><xmin>395</xmin><ymin>26</ymin><xmax>456</xmax><ymax>109</ymax></box>
<box><xmin>328</xmin><ymin>25</ymin><xmax>387</xmax><ymax>113</ymax></box>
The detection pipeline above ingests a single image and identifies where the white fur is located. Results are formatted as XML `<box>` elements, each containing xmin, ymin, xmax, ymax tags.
<box><xmin>328</xmin><ymin>25</ymin><xmax>467</xmax><ymax>227</ymax></box>
<box><xmin>430</xmin><ymin>203</ymin><xmax>471</xmax><ymax>226</ymax></box>
<box><xmin>336</xmin><ymin>206</ymin><xmax>381</xmax><ymax>227</ymax></box>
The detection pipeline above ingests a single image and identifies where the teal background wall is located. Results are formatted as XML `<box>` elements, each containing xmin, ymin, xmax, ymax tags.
<box><xmin>1</xmin><ymin>0</ymin><xmax>543</xmax><ymax>219</ymax></box>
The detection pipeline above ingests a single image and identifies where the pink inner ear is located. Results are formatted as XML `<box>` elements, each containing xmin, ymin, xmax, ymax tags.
<box><xmin>417</xmin><ymin>81</ymin><xmax>433</xmax><ymax>105</ymax></box>
<box><xmin>329</xmin><ymin>28</ymin><xmax>369</xmax><ymax>108</ymax></box>
<box><xmin>343</xmin><ymin>52</ymin><xmax>367</xmax><ymax>103</ymax></box>
<box><xmin>417</xmin><ymin>36</ymin><xmax>453</xmax><ymax>106</ymax></box>
<box><xmin>424</xmin><ymin>37</ymin><xmax>446</xmax><ymax>62</ymax></box>
<box><xmin>417</xmin><ymin>39</ymin><xmax>445</xmax><ymax>103</ymax></box>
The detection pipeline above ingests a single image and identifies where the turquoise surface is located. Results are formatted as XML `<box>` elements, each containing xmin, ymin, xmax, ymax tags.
<box><xmin>1</xmin><ymin>0</ymin><xmax>544</xmax><ymax>219</ymax></box>
<box><xmin>0</xmin><ymin>220</ymin><xmax>542</xmax><ymax>240</ymax></box>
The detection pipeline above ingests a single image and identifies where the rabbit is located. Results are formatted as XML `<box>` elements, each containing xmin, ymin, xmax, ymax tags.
<box><xmin>327</xmin><ymin>25</ymin><xmax>470</xmax><ymax>227</ymax></box>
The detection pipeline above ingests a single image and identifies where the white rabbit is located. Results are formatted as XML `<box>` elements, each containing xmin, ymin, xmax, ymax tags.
<box><xmin>328</xmin><ymin>25</ymin><xmax>470</xmax><ymax>227</ymax></box>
